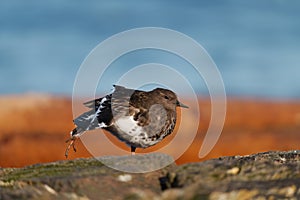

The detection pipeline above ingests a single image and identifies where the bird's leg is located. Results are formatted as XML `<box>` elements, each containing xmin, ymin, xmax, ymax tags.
<box><xmin>131</xmin><ymin>146</ymin><xmax>136</xmax><ymax>156</ymax></box>
<box><xmin>65</xmin><ymin>136</ymin><xmax>77</xmax><ymax>158</ymax></box>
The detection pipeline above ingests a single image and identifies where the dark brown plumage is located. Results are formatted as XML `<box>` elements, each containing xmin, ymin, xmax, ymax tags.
<box><xmin>65</xmin><ymin>85</ymin><xmax>188</xmax><ymax>157</ymax></box>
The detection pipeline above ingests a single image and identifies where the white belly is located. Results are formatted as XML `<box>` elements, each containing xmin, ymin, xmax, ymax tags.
<box><xmin>114</xmin><ymin>116</ymin><xmax>162</xmax><ymax>148</ymax></box>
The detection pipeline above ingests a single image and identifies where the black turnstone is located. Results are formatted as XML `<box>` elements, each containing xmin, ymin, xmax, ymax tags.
<box><xmin>65</xmin><ymin>85</ymin><xmax>188</xmax><ymax>157</ymax></box>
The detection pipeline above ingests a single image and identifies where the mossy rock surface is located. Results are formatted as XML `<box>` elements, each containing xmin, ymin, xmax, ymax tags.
<box><xmin>1</xmin><ymin>151</ymin><xmax>300</xmax><ymax>200</ymax></box>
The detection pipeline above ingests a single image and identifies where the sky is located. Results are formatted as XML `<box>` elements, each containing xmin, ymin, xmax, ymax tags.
<box><xmin>0</xmin><ymin>0</ymin><xmax>299</xmax><ymax>99</ymax></box>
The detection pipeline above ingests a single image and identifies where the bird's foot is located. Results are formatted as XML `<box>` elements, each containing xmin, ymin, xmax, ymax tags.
<box><xmin>65</xmin><ymin>136</ymin><xmax>77</xmax><ymax>158</ymax></box>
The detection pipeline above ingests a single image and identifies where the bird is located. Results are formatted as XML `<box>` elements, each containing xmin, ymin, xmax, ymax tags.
<box><xmin>65</xmin><ymin>85</ymin><xmax>188</xmax><ymax>158</ymax></box>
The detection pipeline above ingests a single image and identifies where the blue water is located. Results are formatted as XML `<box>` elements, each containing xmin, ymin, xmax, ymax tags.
<box><xmin>1</xmin><ymin>0</ymin><xmax>300</xmax><ymax>99</ymax></box>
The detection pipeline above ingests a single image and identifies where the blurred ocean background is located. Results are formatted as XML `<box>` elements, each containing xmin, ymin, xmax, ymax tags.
<box><xmin>1</xmin><ymin>0</ymin><xmax>299</xmax><ymax>99</ymax></box>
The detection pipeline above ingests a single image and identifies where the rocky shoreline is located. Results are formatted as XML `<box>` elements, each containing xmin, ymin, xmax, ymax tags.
<box><xmin>1</xmin><ymin>150</ymin><xmax>300</xmax><ymax>200</ymax></box>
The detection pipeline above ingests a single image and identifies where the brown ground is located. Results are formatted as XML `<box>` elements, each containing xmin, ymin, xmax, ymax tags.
<box><xmin>0</xmin><ymin>93</ymin><xmax>299</xmax><ymax>167</ymax></box>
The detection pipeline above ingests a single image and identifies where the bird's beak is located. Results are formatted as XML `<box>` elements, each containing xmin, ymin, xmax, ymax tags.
<box><xmin>176</xmin><ymin>100</ymin><xmax>189</xmax><ymax>108</ymax></box>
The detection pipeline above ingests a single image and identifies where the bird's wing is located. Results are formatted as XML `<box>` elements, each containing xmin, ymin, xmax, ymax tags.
<box><xmin>83</xmin><ymin>97</ymin><xmax>103</xmax><ymax>108</ymax></box>
<box><xmin>83</xmin><ymin>85</ymin><xmax>135</xmax><ymax>108</ymax></box>
<box><xmin>75</xmin><ymin>94</ymin><xmax>113</xmax><ymax>130</ymax></box>
<box><xmin>110</xmin><ymin>85</ymin><xmax>137</xmax><ymax>117</ymax></box>
<box><xmin>133</xmin><ymin>104</ymin><xmax>169</xmax><ymax>139</ymax></box>
<box><xmin>76</xmin><ymin>85</ymin><xmax>136</xmax><ymax>130</ymax></box>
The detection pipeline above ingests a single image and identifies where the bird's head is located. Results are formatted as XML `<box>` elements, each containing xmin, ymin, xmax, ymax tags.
<box><xmin>152</xmin><ymin>88</ymin><xmax>188</xmax><ymax>110</ymax></box>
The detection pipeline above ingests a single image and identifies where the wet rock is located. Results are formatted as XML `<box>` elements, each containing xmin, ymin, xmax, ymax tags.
<box><xmin>160</xmin><ymin>150</ymin><xmax>300</xmax><ymax>199</ymax></box>
<box><xmin>97</xmin><ymin>153</ymin><xmax>175</xmax><ymax>173</ymax></box>
<box><xmin>0</xmin><ymin>155</ymin><xmax>172</xmax><ymax>200</ymax></box>
<box><xmin>1</xmin><ymin>151</ymin><xmax>300</xmax><ymax>199</ymax></box>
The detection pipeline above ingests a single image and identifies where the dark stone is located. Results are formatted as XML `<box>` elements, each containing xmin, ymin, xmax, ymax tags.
<box><xmin>1</xmin><ymin>151</ymin><xmax>300</xmax><ymax>199</ymax></box>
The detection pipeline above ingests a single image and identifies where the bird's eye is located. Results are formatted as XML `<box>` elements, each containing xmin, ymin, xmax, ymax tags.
<box><xmin>164</xmin><ymin>95</ymin><xmax>169</xmax><ymax>100</ymax></box>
